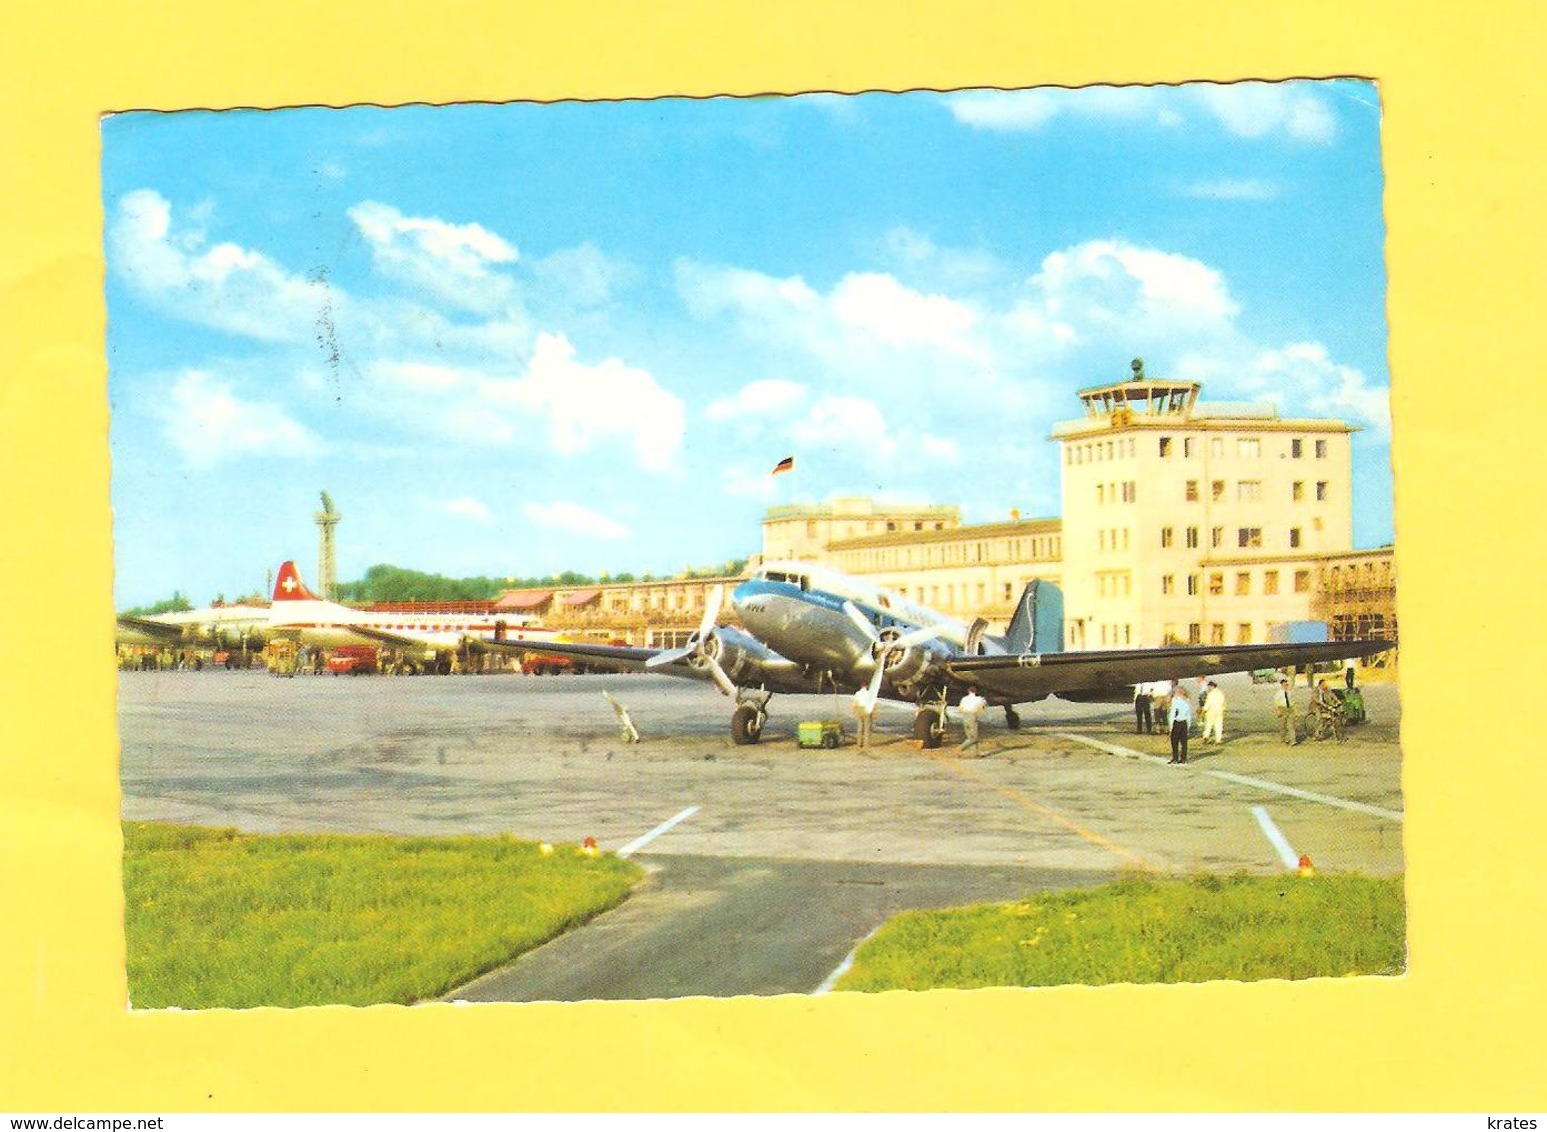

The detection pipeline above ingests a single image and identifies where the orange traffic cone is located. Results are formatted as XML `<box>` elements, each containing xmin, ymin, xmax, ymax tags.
<box><xmin>1297</xmin><ymin>854</ymin><xmax>1315</xmax><ymax>877</ymax></box>
<box><xmin>582</xmin><ymin>836</ymin><xmax>599</xmax><ymax>858</ymax></box>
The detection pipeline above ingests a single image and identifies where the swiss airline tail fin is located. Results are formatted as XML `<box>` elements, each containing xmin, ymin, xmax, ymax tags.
<box><xmin>272</xmin><ymin>561</ymin><xmax>321</xmax><ymax>602</ymax></box>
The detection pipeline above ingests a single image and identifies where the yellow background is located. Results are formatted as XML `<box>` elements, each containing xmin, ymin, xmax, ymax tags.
<box><xmin>1</xmin><ymin>0</ymin><xmax>1542</xmax><ymax>1112</ymax></box>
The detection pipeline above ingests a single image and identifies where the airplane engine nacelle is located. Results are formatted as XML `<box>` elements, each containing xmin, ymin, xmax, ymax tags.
<box><xmin>696</xmin><ymin>627</ymin><xmax>780</xmax><ymax>687</ymax></box>
<box><xmin>877</xmin><ymin>642</ymin><xmax>950</xmax><ymax>698</ymax></box>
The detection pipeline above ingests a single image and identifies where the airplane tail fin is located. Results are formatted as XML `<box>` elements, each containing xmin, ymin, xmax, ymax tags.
<box><xmin>1005</xmin><ymin>579</ymin><xmax>1063</xmax><ymax>654</ymax></box>
<box><xmin>272</xmin><ymin>561</ymin><xmax>322</xmax><ymax>602</ymax></box>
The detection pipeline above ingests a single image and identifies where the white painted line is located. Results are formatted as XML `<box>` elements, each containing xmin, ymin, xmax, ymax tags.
<box><xmin>1053</xmin><ymin>731</ymin><xmax>1404</xmax><ymax>823</ymax></box>
<box><xmin>616</xmin><ymin>805</ymin><xmax>700</xmax><ymax>858</ymax></box>
<box><xmin>814</xmin><ymin>926</ymin><xmax>882</xmax><ymax>995</ymax></box>
<box><xmin>1206</xmin><ymin>768</ymin><xmax>1404</xmax><ymax>823</ymax></box>
<box><xmin>1252</xmin><ymin>805</ymin><xmax>1301</xmax><ymax>870</ymax></box>
<box><xmin>1052</xmin><ymin>731</ymin><xmax>1171</xmax><ymax>766</ymax></box>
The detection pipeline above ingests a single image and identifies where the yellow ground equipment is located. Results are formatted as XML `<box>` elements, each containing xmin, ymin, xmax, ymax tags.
<box><xmin>797</xmin><ymin>720</ymin><xmax>846</xmax><ymax>749</ymax></box>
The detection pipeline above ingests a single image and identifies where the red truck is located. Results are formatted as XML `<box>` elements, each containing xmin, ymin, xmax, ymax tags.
<box><xmin>326</xmin><ymin>645</ymin><xmax>379</xmax><ymax>675</ymax></box>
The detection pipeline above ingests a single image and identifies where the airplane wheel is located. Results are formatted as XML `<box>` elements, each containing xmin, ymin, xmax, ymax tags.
<box><xmin>913</xmin><ymin>709</ymin><xmax>943</xmax><ymax>749</ymax></box>
<box><xmin>731</xmin><ymin>704</ymin><xmax>764</xmax><ymax>745</ymax></box>
<box><xmin>1005</xmin><ymin>707</ymin><xmax>1021</xmax><ymax>730</ymax></box>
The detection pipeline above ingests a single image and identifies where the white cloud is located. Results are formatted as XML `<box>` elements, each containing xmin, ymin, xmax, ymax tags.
<box><xmin>355</xmin><ymin>334</ymin><xmax>685</xmax><ymax>471</ymax></box>
<box><xmin>108</xmin><ymin>190</ymin><xmax>331</xmax><ymax>344</ymax></box>
<box><xmin>347</xmin><ymin>200</ymin><xmax>519</xmax><ymax>313</ymax></box>
<box><xmin>531</xmin><ymin>242</ymin><xmax>636</xmax><ymax>308</ymax></box>
<box><xmin>1193</xmin><ymin>82</ymin><xmax>1337</xmax><ymax>143</ymax></box>
<box><xmin>522</xmin><ymin>501</ymin><xmax>630</xmax><ymax>540</ymax></box>
<box><xmin>946</xmin><ymin>81</ymin><xmax>1338</xmax><ymax>144</ymax></box>
<box><xmin>677</xmin><ymin>260</ymin><xmax>985</xmax><ymax>369</ymax></box>
<box><xmin>1024</xmin><ymin>240</ymin><xmax>1240</xmax><ymax>335</ymax></box>
<box><xmin>484</xmin><ymin>333</ymin><xmax>686</xmax><ymax>471</ymax></box>
<box><xmin>157</xmin><ymin>369</ymin><xmax>321</xmax><ymax>467</ymax></box>
<box><xmin>705</xmin><ymin>379</ymin><xmax>808</xmax><ymax>421</ymax></box>
<box><xmin>446</xmin><ymin>497</ymin><xmax>492</xmax><ymax>524</ymax></box>
<box><xmin>791</xmin><ymin>396</ymin><xmax>895</xmax><ymax>457</ymax></box>
<box><xmin>1248</xmin><ymin>342</ymin><xmax>1391</xmax><ymax>439</ymax></box>
<box><xmin>830</xmin><ymin>273</ymin><xmax>980</xmax><ymax>353</ymax></box>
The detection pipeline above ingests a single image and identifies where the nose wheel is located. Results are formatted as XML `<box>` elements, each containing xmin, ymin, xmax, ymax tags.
<box><xmin>1004</xmin><ymin>706</ymin><xmax>1021</xmax><ymax>730</ymax></box>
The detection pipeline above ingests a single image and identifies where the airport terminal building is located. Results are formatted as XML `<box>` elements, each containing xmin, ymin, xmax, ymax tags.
<box><xmin>503</xmin><ymin>374</ymin><xmax>1395</xmax><ymax>659</ymax></box>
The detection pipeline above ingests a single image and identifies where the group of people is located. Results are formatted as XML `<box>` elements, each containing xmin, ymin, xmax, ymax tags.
<box><xmin>850</xmin><ymin>684</ymin><xmax>988</xmax><ymax>753</ymax></box>
<box><xmin>1135</xmin><ymin>678</ymin><xmax>1227</xmax><ymax>764</ymax></box>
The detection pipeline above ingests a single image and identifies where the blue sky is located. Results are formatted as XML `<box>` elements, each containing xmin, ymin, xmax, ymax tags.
<box><xmin>103</xmin><ymin>81</ymin><xmax>1391</xmax><ymax>608</ymax></box>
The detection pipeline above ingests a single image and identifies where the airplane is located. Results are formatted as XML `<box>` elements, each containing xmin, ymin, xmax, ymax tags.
<box><xmin>266</xmin><ymin>560</ymin><xmax>554</xmax><ymax>671</ymax></box>
<box><xmin>116</xmin><ymin>603</ymin><xmax>274</xmax><ymax>655</ymax></box>
<box><xmin>468</xmin><ymin>558</ymin><xmax>1395</xmax><ymax>747</ymax></box>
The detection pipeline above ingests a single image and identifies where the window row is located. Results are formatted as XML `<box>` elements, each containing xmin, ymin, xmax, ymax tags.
<box><xmin>1068</xmin><ymin>438</ymin><xmax>1138</xmax><ymax>464</ymax></box>
<box><xmin>1095</xmin><ymin>481</ymin><xmax>1138</xmax><ymax>504</ymax></box>
<box><xmin>1162</xmin><ymin>623</ymin><xmax>1257</xmax><ymax>645</ymax></box>
<box><xmin>1158</xmin><ymin>436</ymin><xmax>1332</xmax><ymax>460</ymax></box>
<box><xmin>1169</xmin><ymin>480</ymin><xmax>1336</xmax><ymax>504</ymax></box>
<box><xmin>1157</xmin><ymin>525</ymin><xmax>1311</xmax><ymax>550</ymax></box>
<box><xmin>1160</xmin><ymin>568</ymin><xmax>1312</xmax><ymax>598</ymax></box>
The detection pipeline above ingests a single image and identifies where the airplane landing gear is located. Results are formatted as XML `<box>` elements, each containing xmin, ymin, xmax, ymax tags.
<box><xmin>730</xmin><ymin>688</ymin><xmax>771</xmax><ymax>745</ymax></box>
<box><xmin>912</xmin><ymin>708</ymin><xmax>943</xmax><ymax>749</ymax></box>
<box><xmin>1004</xmin><ymin>706</ymin><xmax>1021</xmax><ymax>730</ymax></box>
<box><xmin>731</xmin><ymin>703</ymin><xmax>766</xmax><ymax>745</ymax></box>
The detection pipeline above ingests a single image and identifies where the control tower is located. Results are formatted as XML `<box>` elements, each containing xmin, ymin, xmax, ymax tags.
<box><xmin>314</xmin><ymin>491</ymin><xmax>342</xmax><ymax>601</ymax></box>
<box><xmin>1051</xmin><ymin>358</ymin><xmax>1355</xmax><ymax>650</ymax></box>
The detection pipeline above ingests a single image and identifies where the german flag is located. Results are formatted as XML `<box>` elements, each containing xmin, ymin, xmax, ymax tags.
<box><xmin>770</xmin><ymin>456</ymin><xmax>795</xmax><ymax>476</ymax></box>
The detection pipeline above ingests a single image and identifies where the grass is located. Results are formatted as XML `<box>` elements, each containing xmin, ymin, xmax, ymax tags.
<box><xmin>123</xmin><ymin>822</ymin><xmax>643</xmax><ymax>1009</ymax></box>
<box><xmin>837</xmin><ymin>872</ymin><xmax>1405</xmax><ymax>992</ymax></box>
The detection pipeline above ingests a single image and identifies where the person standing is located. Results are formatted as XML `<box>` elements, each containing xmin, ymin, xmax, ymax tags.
<box><xmin>1276</xmin><ymin>677</ymin><xmax>1298</xmax><ymax>745</ymax></box>
<box><xmin>1201</xmin><ymin>680</ymin><xmax>1226</xmax><ymax>746</ymax></box>
<box><xmin>958</xmin><ymin>686</ymin><xmax>987</xmax><ymax>755</ymax></box>
<box><xmin>1167</xmin><ymin>686</ymin><xmax>1194</xmax><ymax>764</ymax></box>
<box><xmin>1133</xmin><ymin>682</ymin><xmax>1154</xmax><ymax>735</ymax></box>
<box><xmin>852</xmin><ymin>685</ymin><xmax>878</xmax><ymax>749</ymax></box>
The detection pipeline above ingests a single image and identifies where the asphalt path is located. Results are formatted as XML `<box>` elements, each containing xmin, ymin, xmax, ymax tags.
<box><xmin>118</xmin><ymin>668</ymin><xmax>1404</xmax><ymax>1001</ymax></box>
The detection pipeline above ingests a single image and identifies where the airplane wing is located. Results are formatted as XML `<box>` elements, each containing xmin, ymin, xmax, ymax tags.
<box><xmin>939</xmin><ymin>637</ymin><xmax>1394</xmax><ymax>705</ymax></box>
<box><xmin>467</xmin><ymin>635</ymin><xmax>677</xmax><ymax>674</ymax></box>
<box><xmin>467</xmin><ymin>633</ymin><xmax>815</xmax><ymax>693</ymax></box>
<box><xmin>116</xmin><ymin>615</ymin><xmax>187</xmax><ymax>643</ymax></box>
<box><xmin>339</xmin><ymin>624</ymin><xmax>458</xmax><ymax>653</ymax></box>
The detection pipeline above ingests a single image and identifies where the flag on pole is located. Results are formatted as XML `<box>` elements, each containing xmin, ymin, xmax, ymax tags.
<box><xmin>770</xmin><ymin>456</ymin><xmax>795</xmax><ymax>476</ymax></box>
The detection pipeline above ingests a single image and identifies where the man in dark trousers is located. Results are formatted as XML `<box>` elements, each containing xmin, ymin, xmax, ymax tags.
<box><xmin>1167</xmin><ymin>684</ymin><xmax>1194</xmax><ymax>764</ymax></box>
<box><xmin>1133</xmin><ymin>682</ymin><xmax>1154</xmax><ymax>734</ymax></box>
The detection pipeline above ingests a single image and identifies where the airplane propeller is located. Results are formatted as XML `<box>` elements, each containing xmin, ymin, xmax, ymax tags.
<box><xmin>842</xmin><ymin>601</ymin><xmax>947</xmax><ymax>700</ymax></box>
<box><xmin>644</xmin><ymin>584</ymin><xmax>737</xmax><ymax>696</ymax></box>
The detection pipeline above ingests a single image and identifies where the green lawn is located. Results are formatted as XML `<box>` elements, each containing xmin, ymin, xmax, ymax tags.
<box><xmin>837</xmin><ymin>872</ymin><xmax>1405</xmax><ymax>992</ymax></box>
<box><xmin>123</xmin><ymin>822</ymin><xmax>642</xmax><ymax>1008</ymax></box>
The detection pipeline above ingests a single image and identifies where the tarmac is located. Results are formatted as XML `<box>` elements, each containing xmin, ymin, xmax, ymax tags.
<box><xmin>118</xmin><ymin>668</ymin><xmax>1404</xmax><ymax>1001</ymax></box>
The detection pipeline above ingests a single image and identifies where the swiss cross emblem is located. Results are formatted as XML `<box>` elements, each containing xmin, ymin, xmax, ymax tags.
<box><xmin>282</xmin><ymin>576</ymin><xmax>298</xmax><ymax>593</ymax></box>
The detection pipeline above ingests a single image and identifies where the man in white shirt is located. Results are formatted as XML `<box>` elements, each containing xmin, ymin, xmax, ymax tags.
<box><xmin>1201</xmin><ymin>680</ymin><xmax>1226</xmax><ymax>745</ymax></box>
<box><xmin>1167</xmin><ymin>685</ymin><xmax>1194</xmax><ymax>764</ymax></box>
<box><xmin>958</xmin><ymin>687</ymin><xmax>987</xmax><ymax>755</ymax></box>
<box><xmin>1276</xmin><ymin>677</ymin><xmax>1298</xmax><ymax>746</ymax></box>
<box><xmin>851</xmin><ymin>685</ymin><xmax>878</xmax><ymax>749</ymax></box>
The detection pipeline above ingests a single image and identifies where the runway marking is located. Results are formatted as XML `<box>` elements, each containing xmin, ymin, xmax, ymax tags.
<box><xmin>814</xmin><ymin>926</ymin><xmax>882</xmax><ymax>995</ymax></box>
<box><xmin>617</xmin><ymin>805</ymin><xmax>700</xmax><ymax>858</ymax></box>
<box><xmin>1252</xmin><ymin>805</ymin><xmax>1301</xmax><ymax>870</ymax></box>
<box><xmin>929</xmin><ymin>753</ymin><xmax>1154</xmax><ymax>870</ymax></box>
<box><xmin>1053</xmin><ymin>731</ymin><xmax>1405</xmax><ymax>823</ymax></box>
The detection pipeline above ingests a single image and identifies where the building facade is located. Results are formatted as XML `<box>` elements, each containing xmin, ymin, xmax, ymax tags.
<box><xmin>487</xmin><ymin>371</ymin><xmax>1391</xmax><ymax>658</ymax></box>
<box><xmin>1053</xmin><ymin>374</ymin><xmax>1355</xmax><ymax>649</ymax></box>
